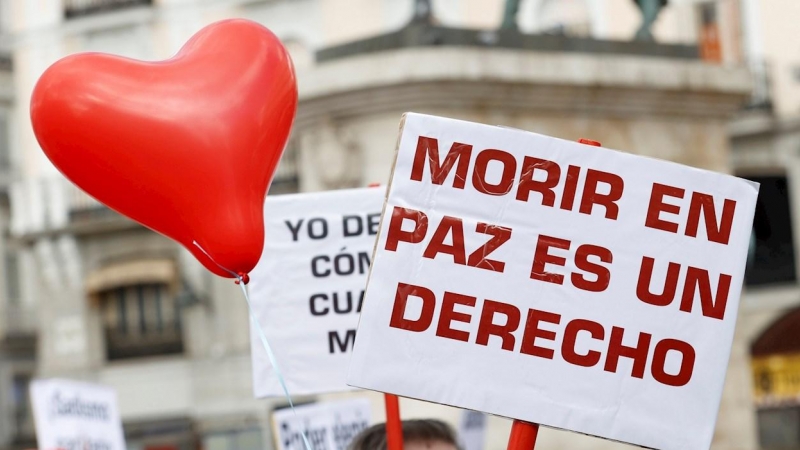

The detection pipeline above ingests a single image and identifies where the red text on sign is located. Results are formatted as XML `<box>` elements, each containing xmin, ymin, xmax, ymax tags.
<box><xmin>389</xmin><ymin>282</ymin><xmax>696</xmax><ymax>387</ymax></box>
<box><xmin>410</xmin><ymin>136</ymin><xmax>624</xmax><ymax>221</ymax></box>
<box><xmin>385</xmin><ymin>206</ymin><xmax>512</xmax><ymax>273</ymax></box>
<box><xmin>530</xmin><ymin>234</ymin><xmax>613</xmax><ymax>292</ymax></box>
<box><xmin>645</xmin><ymin>183</ymin><xmax>737</xmax><ymax>245</ymax></box>
<box><xmin>636</xmin><ymin>256</ymin><xmax>732</xmax><ymax>320</ymax></box>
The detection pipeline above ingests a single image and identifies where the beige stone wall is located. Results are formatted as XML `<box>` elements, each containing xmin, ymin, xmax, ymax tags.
<box><xmin>754</xmin><ymin>1</ymin><xmax>800</xmax><ymax>117</ymax></box>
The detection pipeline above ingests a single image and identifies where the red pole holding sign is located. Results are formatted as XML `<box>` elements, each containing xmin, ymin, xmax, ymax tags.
<box><xmin>578</xmin><ymin>138</ymin><xmax>602</xmax><ymax>147</ymax></box>
<box><xmin>385</xmin><ymin>393</ymin><xmax>404</xmax><ymax>450</ymax></box>
<box><xmin>369</xmin><ymin>182</ymin><xmax>405</xmax><ymax>450</ymax></box>
<box><xmin>507</xmin><ymin>421</ymin><xmax>540</xmax><ymax>450</ymax></box>
<box><xmin>506</xmin><ymin>137</ymin><xmax>602</xmax><ymax>450</ymax></box>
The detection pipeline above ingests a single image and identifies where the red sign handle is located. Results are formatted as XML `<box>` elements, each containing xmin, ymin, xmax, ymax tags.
<box><xmin>507</xmin><ymin>421</ymin><xmax>540</xmax><ymax>450</ymax></box>
<box><xmin>578</xmin><ymin>138</ymin><xmax>602</xmax><ymax>147</ymax></box>
<box><xmin>370</xmin><ymin>180</ymin><xmax>403</xmax><ymax>450</ymax></box>
<box><xmin>385</xmin><ymin>393</ymin><xmax>404</xmax><ymax>450</ymax></box>
<box><xmin>374</xmin><ymin>179</ymin><xmax>403</xmax><ymax>450</ymax></box>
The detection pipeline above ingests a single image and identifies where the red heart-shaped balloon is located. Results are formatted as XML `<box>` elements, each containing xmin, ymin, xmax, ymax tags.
<box><xmin>30</xmin><ymin>19</ymin><xmax>297</xmax><ymax>279</ymax></box>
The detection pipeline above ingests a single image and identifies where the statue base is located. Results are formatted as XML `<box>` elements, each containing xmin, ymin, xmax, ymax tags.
<box><xmin>316</xmin><ymin>23</ymin><xmax>699</xmax><ymax>63</ymax></box>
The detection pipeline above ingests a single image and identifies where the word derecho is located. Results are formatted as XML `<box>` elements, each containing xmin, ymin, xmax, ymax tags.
<box><xmin>387</xmin><ymin>135</ymin><xmax>738</xmax><ymax>388</ymax></box>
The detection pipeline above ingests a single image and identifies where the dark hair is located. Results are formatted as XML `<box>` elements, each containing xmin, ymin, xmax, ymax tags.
<box><xmin>348</xmin><ymin>419</ymin><xmax>459</xmax><ymax>450</ymax></box>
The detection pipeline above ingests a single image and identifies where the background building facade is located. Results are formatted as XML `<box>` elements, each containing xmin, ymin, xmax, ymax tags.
<box><xmin>0</xmin><ymin>0</ymin><xmax>798</xmax><ymax>449</ymax></box>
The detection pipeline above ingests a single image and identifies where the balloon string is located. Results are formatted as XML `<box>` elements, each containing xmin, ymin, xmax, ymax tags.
<box><xmin>192</xmin><ymin>241</ymin><xmax>312</xmax><ymax>450</ymax></box>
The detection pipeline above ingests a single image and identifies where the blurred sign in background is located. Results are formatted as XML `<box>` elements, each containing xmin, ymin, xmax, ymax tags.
<box><xmin>30</xmin><ymin>379</ymin><xmax>126</xmax><ymax>450</ymax></box>
<box><xmin>271</xmin><ymin>398</ymin><xmax>371</xmax><ymax>450</ymax></box>
<box><xmin>251</xmin><ymin>188</ymin><xmax>383</xmax><ymax>398</ymax></box>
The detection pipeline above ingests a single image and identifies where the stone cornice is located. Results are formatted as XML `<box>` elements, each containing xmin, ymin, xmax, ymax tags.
<box><xmin>296</xmin><ymin>47</ymin><xmax>752</xmax><ymax>128</ymax></box>
<box><xmin>729</xmin><ymin>112</ymin><xmax>800</xmax><ymax>139</ymax></box>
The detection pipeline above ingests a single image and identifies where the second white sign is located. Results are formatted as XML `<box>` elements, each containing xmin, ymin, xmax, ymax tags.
<box><xmin>251</xmin><ymin>187</ymin><xmax>384</xmax><ymax>397</ymax></box>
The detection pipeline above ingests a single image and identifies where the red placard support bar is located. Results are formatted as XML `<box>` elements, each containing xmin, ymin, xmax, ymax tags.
<box><xmin>372</xmin><ymin>180</ymin><xmax>404</xmax><ymax>450</ymax></box>
<box><xmin>385</xmin><ymin>393</ymin><xmax>404</xmax><ymax>450</ymax></box>
<box><xmin>507</xmin><ymin>421</ymin><xmax>540</xmax><ymax>450</ymax></box>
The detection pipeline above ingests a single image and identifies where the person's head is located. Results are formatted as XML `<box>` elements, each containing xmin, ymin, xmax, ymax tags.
<box><xmin>348</xmin><ymin>419</ymin><xmax>460</xmax><ymax>450</ymax></box>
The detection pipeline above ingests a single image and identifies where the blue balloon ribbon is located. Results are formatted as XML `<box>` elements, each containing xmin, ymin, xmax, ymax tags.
<box><xmin>193</xmin><ymin>241</ymin><xmax>312</xmax><ymax>450</ymax></box>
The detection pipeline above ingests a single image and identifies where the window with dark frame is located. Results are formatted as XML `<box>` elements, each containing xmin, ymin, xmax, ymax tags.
<box><xmin>752</xmin><ymin>307</ymin><xmax>800</xmax><ymax>448</ymax></box>
<box><xmin>5</xmin><ymin>251</ymin><xmax>19</xmax><ymax>305</ymax></box>
<box><xmin>100</xmin><ymin>283</ymin><xmax>184</xmax><ymax>360</ymax></box>
<box><xmin>758</xmin><ymin>406</ymin><xmax>800</xmax><ymax>449</ymax></box>
<box><xmin>744</xmin><ymin>175</ymin><xmax>797</xmax><ymax>286</ymax></box>
<box><xmin>0</xmin><ymin>113</ymin><xmax>10</xmax><ymax>171</ymax></box>
<box><xmin>64</xmin><ymin>0</ymin><xmax>153</xmax><ymax>19</ymax></box>
<box><xmin>11</xmin><ymin>373</ymin><xmax>33</xmax><ymax>438</ymax></box>
<box><xmin>697</xmin><ymin>1</ymin><xmax>722</xmax><ymax>63</ymax></box>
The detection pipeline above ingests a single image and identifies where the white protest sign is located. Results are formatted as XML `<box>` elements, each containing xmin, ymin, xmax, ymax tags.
<box><xmin>272</xmin><ymin>398</ymin><xmax>372</xmax><ymax>450</ymax></box>
<box><xmin>347</xmin><ymin>113</ymin><xmax>758</xmax><ymax>450</ymax></box>
<box><xmin>251</xmin><ymin>187</ymin><xmax>384</xmax><ymax>397</ymax></box>
<box><xmin>458</xmin><ymin>410</ymin><xmax>487</xmax><ymax>450</ymax></box>
<box><xmin>30</xmin><ymin>378</ymin><xmax>126</xmax><ymax>450</ymax></box>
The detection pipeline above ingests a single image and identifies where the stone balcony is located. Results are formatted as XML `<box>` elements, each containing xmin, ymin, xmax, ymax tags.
<box><xmin>9</xmin><ymin>176</ymin><xmax>131</xmax><ymax>241</ymax></box>
<box><xmin>293</xmin><ymin>32</ymin><xmax>752</xmax><ymax>192</ymax></box>
<box><xmin>64</xmin><ymin>0</ymin><xmax>153</xmax><ymax>19</ymax></box>
<box><xmin>316</xmin><ymin>22</ymin><xmax>700</xmax><ymax>63</ymax></box>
